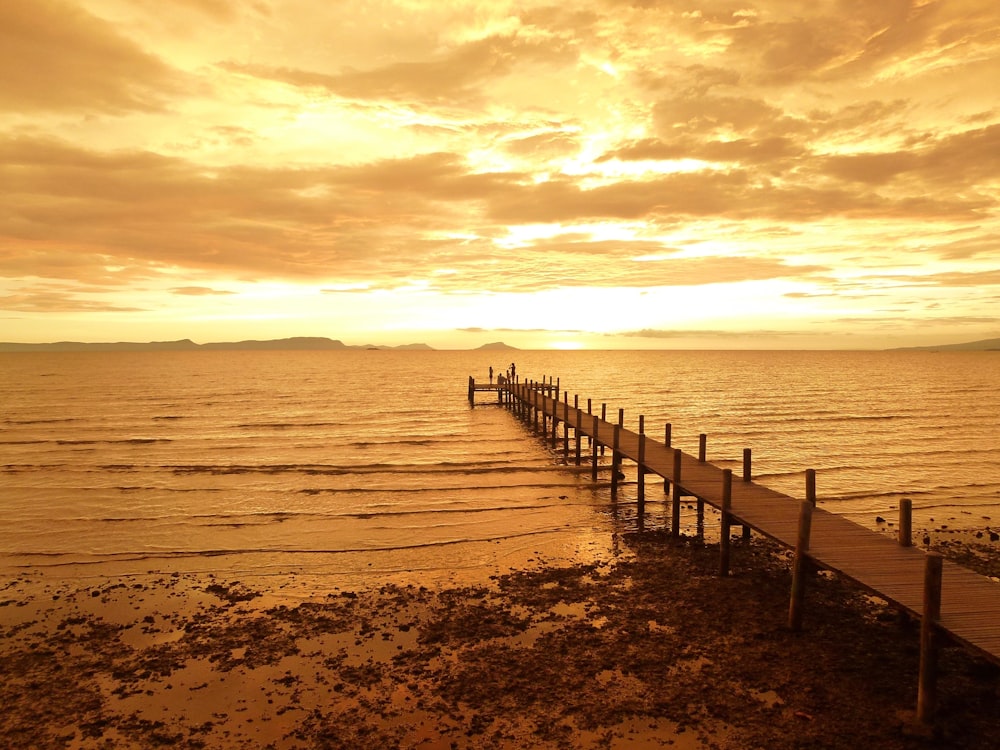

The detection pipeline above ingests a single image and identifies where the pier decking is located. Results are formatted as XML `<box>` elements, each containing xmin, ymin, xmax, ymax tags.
<box><xmin>470</xmin><ymin>375</ymin><xmax>1000</xmax><ymax>720</ymax></box>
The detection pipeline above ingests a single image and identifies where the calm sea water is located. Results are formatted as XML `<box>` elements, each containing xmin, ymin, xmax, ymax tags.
<box><xmin>2</xmin><ymin>350</ymin><xmax>998</xmax><ymax>583</ymax></box>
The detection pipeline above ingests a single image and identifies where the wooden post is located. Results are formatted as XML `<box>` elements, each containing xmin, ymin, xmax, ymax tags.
<box><xmin>591</xmin><ymin>414</ymin><xmax>599</xmax><ymax>482</ymax></box>
<box><xmin>696</xmin><ymin>433</ymin><xmax>706</xmax><ymax>537</ymax></box>
<box><xmin>468</xmin><ymin>376</ymin><xmax>475</xmax><ymax>404</ymax></box>
<box><xmin>600</xmin><ymin>404</ymin><xmax>607</xmax><ymax>455</ymax></box>
<box><xmin>720</xmin><ymin>469</ymin><xmax>733</xmax><ymax>576</ymax></box>
<box><xmin>562</xmin><ymin>393</ymin><xmax>569</xmax><ymax>462</ymax></box>
<box><xmin>611</xmin><ymin>424</ymin><xmax>621</xmax><ymax>500</ymax></box>
<box><xmin>917</xmin><ymin>552</ymin><xmax>943</xmax><ymax>723</ymax></box>
<box><xmin>899</xmin><ymin>498</ymin><xmax>913</xmax><ymax>547</ymax></box>
<box><xmin>550</xmin><ymin>390</ymin><xmax>558</xmax><ymax>448</ymax></box>
<box><xmin>663</xmin><ymin>423</ymin><xmax>672</xmax><ymax>493</ymax></box>
<box><xmin>574</xmin><ymin>395</ymin><xmax>582</xmax><ymax>465</ymax></box>
<box><xmin>742</xmin><ymin>448</ymin><xmax>752</xmax><ymax>540</ymax></box>
<box><xmin>637</xmin><ymin>415</ymin><xmax>646</xmax><ymax>513</ymax></box>
<box><xmin>788</xmin><ymin>469</ymin><xmax>817</xmax><ymax>631</ymax></box>
<box><xmin>671</xmin><ymin>448</ymin><xmax>682</xmax><ymax>537</ymax></box>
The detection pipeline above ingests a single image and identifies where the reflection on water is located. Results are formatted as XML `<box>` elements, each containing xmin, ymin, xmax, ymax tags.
<box><xmin>1</xmin><ymin>349</ymin><xmax>997</xmax><ymax>580</ymax></box>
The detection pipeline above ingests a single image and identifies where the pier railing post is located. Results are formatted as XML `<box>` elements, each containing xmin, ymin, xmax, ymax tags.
<box><xmin>720</xmin><ymin>469</ymin><xmax>733</xmax><ymax>576</ymax></box>
<box><xmin>550</xmin><ymin>390</ymin><xmax>558</xmax><ymax>448</ymax></box>
<box><xmin>574</xmin><ymin>395</ymin><xmax>582</xmax><ymax>464</ymax></box>
<box><xmin>671</xmin><ymin>449</ymin><xmax>682</xmax><ymax>537</ymax></box>
<box><xmin>468</xmin><ymin>376</ymin><xmax>475</xmax><ymax>404</ymax></box>
<box><xmin>563</xmin><ymin>392</ymin><xmax>570</xmax><ymax>462</ymax></box>
<box><xmin>742</xmin><ymin>448</ymin><xmax>752</xmax><ymax>540</ymax></box>
<box><xmin>696</xmin><ymin>434</ymin><xmax>706</xmax><ymax>538</ymax></box>
<box><xmin>900</xmin><ymin>498</ymin><xmax>913</xmax><ymax>547</ymax></box>
<box><xmin>788</xmin><ymin>469</ymin><xmax>816</xmax><ymax>632</ymax></box>
<box><xmin>600</xmin><ymin>404</ymin><xmax>607</xmax><ymax>455</ymax></box>
<box><xmin>611</xmin><ymin>424</ymin><xmax>621</xmax><ymax>500</ymax></box>
<box><xmin>917</xmin><ymin>552</ymin><xmax>943</xmax><ymax>723</ymax></box>
<box><xmin>637</xmin><ymin>415</ymin><xmax>646</xmax><ymax>508</ymax></box>
<box><xmin>663</xmin><ymin>423</ymin><xmax>672</xmax><ymax>493</ymax></box>
<box><xmin>591</xmin><ymin>414</ymin><xmax>599</xmax><ymax>482</ymax></box>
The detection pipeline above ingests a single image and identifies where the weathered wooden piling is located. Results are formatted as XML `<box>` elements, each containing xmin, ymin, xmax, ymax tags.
<box><xmin>720</xmin><ymin>468</ymin><xmax>733</xmax><ymax>576</ymax></box>
<box><xmin>742</xmin><ymin>448</ymin><xmax>752</xmax><ymax>540</ymax></box>
<box><xmin>611</xmin><ymin>424</ymin><xmax>621</xmax><ymax>500</ymax></box>
<box><xmin>788</xmin><ymin>469</ymin><xmax>817</xmax><ymax>632</ymax></box>
<box><xmin>637</xmin><ymin>415</ymin><xmax>646</xmax><ymax>508</ymax></box>
<box><xmin>917</xmin><ymin>552</ymin><xmax>943</xmax><ymax>723</ymax></box>
<box><xmin>900</xmin><ymin>498</ymin><xmax>913</xmax><ymax>547</ymax></box>
<box><xmin>671</xmin><ymin>448</ymin><xmax>682</xmax><ymax>537</ymax></box>
<box><xmin>574</xmin><ymin>395</ymin><xmax>582</xmax><ymax>464</ymax></box>
<box><xmin>591</xmin><ymin>414</ymin><xmax>599</xmax><ymax>482</ymax></box>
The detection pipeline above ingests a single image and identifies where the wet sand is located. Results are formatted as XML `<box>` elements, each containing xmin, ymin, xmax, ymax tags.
<box><xmin>2</xmin><ymin>528</ymin><xmax>999</xmax><ymax>749</ymax></box>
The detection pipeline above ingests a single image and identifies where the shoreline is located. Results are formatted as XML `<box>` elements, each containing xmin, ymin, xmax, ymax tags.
<box><xmin>3</xmin><ymin>527</ymin><xmax>999</xmax><ymax>749</ymax></box>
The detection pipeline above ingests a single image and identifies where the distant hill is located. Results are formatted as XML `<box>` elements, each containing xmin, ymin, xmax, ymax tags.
<box><xmin>475</xmin><ymin>341</ymin><xmax>518</xmax><ymax>351</ymax></box>
<box><xmin>891</xmin><ymin>337</ymin><xmax>1000</xmax><ymax>352</ymax></box>
<box><xmin>0</xmin><ymin>337</ymin><xmax>437</xmax><ymax>352</ymax></box>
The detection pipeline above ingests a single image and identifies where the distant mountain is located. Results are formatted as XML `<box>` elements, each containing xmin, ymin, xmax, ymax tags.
<box><xmin>475</xmin><ymin>341</ymin><xmax>518</xmax><ymax>351</ymax></box>
<box><xmin>0</xmin><ymin>337</ymin><xmax>437</xmax><ymax>352</ymax></box>
<box><xmin>891</xmin><ymin>337</ymin><xmax>1000</xmax><ymax>352</ymax></box>
<box><xmin>360</xmin><ymin>343</ymin><xmax>435</xmax><ymax>351</ymax></box>
<box><xmin>201</xmin><ymin>337</ymin><xmax>348</xmax><ymax>350</ymax></box>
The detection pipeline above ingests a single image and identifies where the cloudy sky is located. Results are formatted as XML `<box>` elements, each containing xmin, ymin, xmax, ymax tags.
<box><xmin>3</xmin><ymin>0</ymin><xmax>999</xmax><ymax>349</ymax></box>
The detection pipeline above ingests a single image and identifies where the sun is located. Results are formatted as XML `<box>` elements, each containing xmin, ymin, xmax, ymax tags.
<box><xmin>550</xmin><ymin>341</ymin><xmax>583</xmax><ymax>350</ymax></box>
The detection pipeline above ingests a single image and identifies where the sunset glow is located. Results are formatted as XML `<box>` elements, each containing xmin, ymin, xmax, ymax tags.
<box><xmin>2</xmin><ymin>1</ymin><xmax>999</xmax><ymax>349</ymax></box>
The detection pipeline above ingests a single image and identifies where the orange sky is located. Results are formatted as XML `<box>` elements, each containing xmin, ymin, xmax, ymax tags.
<box><xmin>2</xmin><ymin>0</ymin><xmax>999</xmax><ymax>349</ymax></box>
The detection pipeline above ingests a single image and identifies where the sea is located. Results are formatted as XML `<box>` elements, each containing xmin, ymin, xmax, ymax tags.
<box><xmin>2</xmin><ymin>349</ymin><xmax>998</xmax><ymax>587</ymax></box>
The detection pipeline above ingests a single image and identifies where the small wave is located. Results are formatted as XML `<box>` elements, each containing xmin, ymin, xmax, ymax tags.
<box><xmin>1</xmin><ymin>527</ymin><xmax>575</xmax><ymax>568</ymax></box>
<box><xmin>64</xmin><ymin>501</ymin><xmax>579</xmax><ymax>526</ymax></box>
<box><xmin>822</xmin><ymin>488</ymin><xmax>939</xmax><ymax>502</ymax></box>
<box><xmin>299</xmin><ymin>482</ymin><xmax>582</xmax><ymax>495</ymax></box>
<box><xmin>3</xmin><ymin>418</ymin><xmax>79</xmax><ymax>425</ymax></box>
<box><xmin>165</xmin><ymin>461</ymin><xmax>560</xmax><ymax>476</ymax></box>
<box><xmin>55</xmin><ymin>438</ymin><xmax>172</xmax><ymax>446</ymax></box>
<box><xmin>232</xmin><ymin>421</ymin><xmax>348</xmax><ymax>429</ymax></box>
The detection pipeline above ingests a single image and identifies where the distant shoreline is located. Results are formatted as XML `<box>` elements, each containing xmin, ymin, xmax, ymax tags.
<box><xmin>0</xmin><ymin>337</ymin><xmax>519</xmax><ymax>353</ymax></box>
<box><xmin>1</xmin><ymin>335</ymin><xmax>998</xmax><ymax>352</ymax></box>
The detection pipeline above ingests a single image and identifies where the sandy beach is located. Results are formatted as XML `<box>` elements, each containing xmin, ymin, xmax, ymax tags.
<box><xmin>3</xmin><ymin>525</ymin><xmax>999</xmax><ymax>750</ymax></box>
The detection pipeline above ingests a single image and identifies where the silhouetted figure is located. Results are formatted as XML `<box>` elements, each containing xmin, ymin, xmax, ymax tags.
<box><xmin>489</xmin><ymin>366</ymin><xmax>493</xmax><ymax>383</ymax></box>
<box><xmin>510</xmin><ymin>362</ymin><xmax>516</xmax><ymax>381</ymax></box>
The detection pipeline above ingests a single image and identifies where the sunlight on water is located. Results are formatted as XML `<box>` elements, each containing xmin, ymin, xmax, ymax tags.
<box><xmin>1</xmin><ymin>349</ymin><xmax>998</xmax><ymax>580</ymax></box>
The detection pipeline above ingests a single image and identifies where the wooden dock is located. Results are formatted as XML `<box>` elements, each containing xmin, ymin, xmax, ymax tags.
<box><xmin>469</xmin><ymin>375</ymin><xmax>1000</xmax><ymax>721</ymax></box>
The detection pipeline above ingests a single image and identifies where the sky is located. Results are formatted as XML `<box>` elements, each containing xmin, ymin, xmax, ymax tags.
<box><xmin>2</xmin><ymin>0</ymin><xmax>999</xmax><ymax>350</ymax></box>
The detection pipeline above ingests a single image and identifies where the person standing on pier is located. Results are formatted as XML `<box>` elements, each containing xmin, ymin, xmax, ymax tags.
<box><xmin>489</xmin><ymin>365</ymin><xmax>494</xmax><ymax>384</ymax></box>
<box><xmin>510</xmin><ymin>362</ymin><xmax>516</xmax><ymax>382</ymax></box>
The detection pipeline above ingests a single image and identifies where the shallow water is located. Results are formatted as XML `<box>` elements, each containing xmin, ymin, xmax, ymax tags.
<box><xmin>2</xmin><ymin>349</ymin><xmax>998</xmax><ymax>581</ymax></box>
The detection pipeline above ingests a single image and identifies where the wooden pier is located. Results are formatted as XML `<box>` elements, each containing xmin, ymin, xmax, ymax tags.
<box><xmin>469</xmin><ymin>375</ymin><xmax>1000</xmax><ymax>722</ymax></box>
